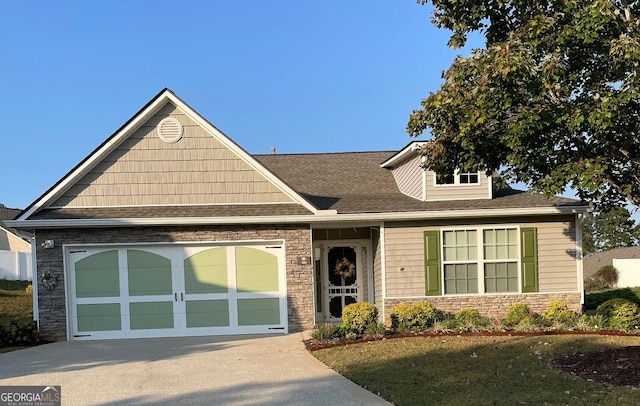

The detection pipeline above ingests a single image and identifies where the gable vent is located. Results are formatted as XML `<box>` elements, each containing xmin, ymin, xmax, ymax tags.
<box><xmin>157</xmin><ymin>117</ymin><xmax>184</xmax><ymax>143</ymax></box>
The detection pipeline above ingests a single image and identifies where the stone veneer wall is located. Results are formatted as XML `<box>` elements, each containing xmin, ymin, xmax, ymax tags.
<box><xmin>34</xmin><ymin>224</ymin><xmax>312</xmax><ymax>340</ymax></box>
<box><xmin>383</xmin><ymin>293</ymin><xmax>582</xmax><ymax>325</ymax></box>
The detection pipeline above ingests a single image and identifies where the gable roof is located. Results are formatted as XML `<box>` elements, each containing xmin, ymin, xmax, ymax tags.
<box><xmin>583</xmin><ymin>246</ymin><xmax>640</xmax><ymax>278</ymax></box>
<box><xmin>14</xmin><ymin>88</ymin><xmax>318</xmax><ymax>221</ymax></box>
<box><xmin>255</xmin><ymin>152</ymin><xmax>585</xmax><ymax>214</ymax></box>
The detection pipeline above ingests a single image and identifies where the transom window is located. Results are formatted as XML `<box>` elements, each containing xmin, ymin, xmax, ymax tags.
<box><xmin>435</xmin><ymin>171</ymin><xmax>481</xmax><ymax>185</ymax></box>
<box><xmin>442</xmin><ymin>227</ymin><xmax>519</xmax><ymax>294</ymax></box>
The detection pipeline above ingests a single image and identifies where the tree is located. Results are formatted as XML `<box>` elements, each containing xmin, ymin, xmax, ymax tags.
<box><xmin>582</xmin><ymin>206</ymin><xmax>640</xmax><ymax>254</ymax></box>
<box><xmin>408</xmin><ymin>0</ymin><xmax>640</xmax><ymax>209</ymax></box>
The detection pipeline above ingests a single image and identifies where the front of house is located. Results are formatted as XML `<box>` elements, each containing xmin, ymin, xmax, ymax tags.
<box><xmin>7</xmin><ymin>89</ymin><xmax>588</xmax><ymax>341</ymax></box>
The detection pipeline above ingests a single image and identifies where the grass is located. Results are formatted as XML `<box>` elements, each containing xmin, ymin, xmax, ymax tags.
<box><xmin>313</xmin><ymin>334</ymin><xmax>640</xmax><ymax>406</ymax></box>
<box><xmin>0</xmin><ymin>280</ymin><xmax>37</xmax><ymax>352</ymax></box>
<box><xmin>0</xmin><ymin>279</ymin><xmax>33</xmax><ymax>318</ymax></box>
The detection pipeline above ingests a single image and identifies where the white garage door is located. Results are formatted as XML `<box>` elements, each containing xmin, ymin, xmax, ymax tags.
<box><xmin>67</xmin><ymin>243</ymin><xmax>287</xmax><ymax>340</ymax></box>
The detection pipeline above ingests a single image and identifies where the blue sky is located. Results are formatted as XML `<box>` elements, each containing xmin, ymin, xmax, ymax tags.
<box><xmin>2</xmin><ymin>1</ymin><xmax>472</xmax><ymax>209</ymax></box>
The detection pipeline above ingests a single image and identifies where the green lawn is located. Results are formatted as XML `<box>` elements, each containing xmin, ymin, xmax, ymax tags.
<box><xmin>313</xmin><ymin>334</ymin><xmax>640</xmax><ymax>406</ymax></box>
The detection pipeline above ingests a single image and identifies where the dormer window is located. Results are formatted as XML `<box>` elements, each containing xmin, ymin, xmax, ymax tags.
<box><xmin>435</xmin><ymin>173</ymin><xmax>455</xmax><ymax>185</ymax></box>
<box><xmin>460</xmin><ymin>172</ymin><xmax>479</xmax><ymax>184</ymax></box>
<box><xmin>435</xmin><ymin>171</ymin><xmax>481</xmax><ymax>186</ymax></box>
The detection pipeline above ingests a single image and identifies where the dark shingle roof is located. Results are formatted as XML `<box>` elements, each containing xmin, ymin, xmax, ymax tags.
<box><xmin>29</xmin><ymin>204</ymin><xmax>313</xmax><ymax>220</ymax></box>
<box><xmin>583</xmin><ymin>246</ymin><xmax>640</xmax><ymax>278</ymax></box>
<box><xmin>255</xmin><ymin>151</ymin><xmax>584</xmax><ymax>213</ymax></box>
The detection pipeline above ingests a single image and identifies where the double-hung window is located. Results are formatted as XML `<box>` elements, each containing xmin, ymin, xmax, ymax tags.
<box><xmin>424</xmin><ymin>226</ymin><xmax>538</xmax><ymax>296</ymax></box>
<box><xmin>442</xmin><ymin>230</ymin><xmax>478</xmax><ymax>294</ymax></box>
<box><xmin>483</xmin><ymin>228</ymin><xmax>519</xmax><ymax>293</ymax></box>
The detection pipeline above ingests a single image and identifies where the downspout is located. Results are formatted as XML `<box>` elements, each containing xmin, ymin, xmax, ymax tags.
<box><xmin>15</xmin><ymin>230</ymin><xmax>38</xmax><ymax>326</ymax></box>
<box><xmin>576</xmin><ymin>213</ymin><xmax>585</xmax><ymax>312</ymax></box>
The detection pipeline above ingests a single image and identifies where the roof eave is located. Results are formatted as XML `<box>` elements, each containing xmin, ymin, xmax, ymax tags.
<box><xmin>5</xmin><ymin>205</ymin><xmax>589</xmax><ymax>229</ymax></box>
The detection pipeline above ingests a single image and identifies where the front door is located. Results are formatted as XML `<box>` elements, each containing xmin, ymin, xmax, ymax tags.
<box><xmin>326</xmin><ymin>245</ymin><xmax>359</xmax><ymax>321</ymax></box>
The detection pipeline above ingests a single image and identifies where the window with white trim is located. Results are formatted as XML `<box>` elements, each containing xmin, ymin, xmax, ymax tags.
<box><xmin>441</xmin><ymin>227</ymin><xmax>519</xmax><ymax>294</ymax></box>
<box><xmin>434</xmin><ymin>171</ymin><xmax>481</xmax><ymax>185</ymax></box>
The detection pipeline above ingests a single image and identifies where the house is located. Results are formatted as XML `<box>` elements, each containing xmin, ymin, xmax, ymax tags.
<box><xmin>583</xmin><ymin>246</ymin><xmax>640</xmax><ymax>279</ymax></box>
<box><xmin>6</xmin><ymin>89</ymin><xmax>589</xmax><ymax>341</ymax></box>
<box><xmin>0</xmin><ymin>206</ymin><xmax>32</xmax><ymax>281</ymax></box>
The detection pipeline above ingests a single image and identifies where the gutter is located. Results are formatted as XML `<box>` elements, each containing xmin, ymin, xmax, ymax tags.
<box><xmin>5</xmin><ymin>206</ymin><xmax>590</xmax><ymax>229</ymax></box>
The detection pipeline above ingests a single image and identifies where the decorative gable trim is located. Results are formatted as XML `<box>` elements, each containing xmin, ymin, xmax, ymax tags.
<box><xmin>16</xmin><ymin>89</ymin><xmax>318</xmax><ymax>221</ymax></box>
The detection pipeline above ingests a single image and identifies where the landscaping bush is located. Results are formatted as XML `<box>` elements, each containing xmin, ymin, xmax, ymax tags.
<box><xmin>389</xmin><ymin>301</ymin><xmax>440</xmax><ymax>332</ymax></box>
<box><xmin>310</xmin><ymin>323</ymin><xmax>339</xmax><ymax>340</ymax></box>
<box><xmin>0</xmin><ymin>316</ymin><xmax>40</xmax><ymax>347</ymax></box>
<box><xmin>584</xmin><ymin>276</ymin><xmax>609</xmax><ymax>293</ymax></box>
<box><xmin>341</xmin><ymin>302</ymin><xmax>378</xmax><ymax>335</ymax></box>
<box><xmin>25</xmin><ymin>284</ymin><xmax>33</xmax><ymax>294</ymax></box>
<box><xmin>596</xmin><ymin>298</ymin><xmax>640</xmax><ymax>330</ymax></box>
<box><xmin>503</xmin><ymin>303</ymin><xmax>532</xmax><ymax>326</ymax></box>
<box><xmin>595</xmin><ymin>265</ymin><xmax>618</xmax><ymax>288</ymax></box>
<box><xmin>542</xmin><ymin>301</ymin><xmax>576</xmax><ymax>323</ymax></box>
<box><xmin>453</xmin><ymin>309</ymin><xmax>489</xmax><ymax>332</ymax></box>
<box><xmin>364</xmin><ymin>322</ymin><xmax>386</xmax><ymax>338</ymax></box>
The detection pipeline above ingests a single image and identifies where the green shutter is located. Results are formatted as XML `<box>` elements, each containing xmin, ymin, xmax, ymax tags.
<box><xmin>424</xmin><ymin>231</ymin><xmax>442</xmax><ymax>296</ymax></box>
<box><xmin>520</xmin><ymin>227</ymin><xmax>539</xmax><ymax>293</ymax></box>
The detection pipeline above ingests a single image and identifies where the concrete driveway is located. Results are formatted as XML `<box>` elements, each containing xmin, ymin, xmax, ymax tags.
<box><xmin>0</xmin><ymin>333</ymin><xmax>390</xmax><ymax>405</ymax></box>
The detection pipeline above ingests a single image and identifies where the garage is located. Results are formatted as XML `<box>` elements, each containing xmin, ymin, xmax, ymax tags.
<box><xmin>66</xmin><ymin>242</ymin><xmax>287</xmax><ymax>340</ymax></box>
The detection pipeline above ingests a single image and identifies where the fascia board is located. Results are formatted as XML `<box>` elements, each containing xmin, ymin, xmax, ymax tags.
<box><xmin>5</xmin><ymin>205</ymin><xmax>590</xmax><ymax>229</ymax></box>
<box><xmin>380</xmin><ymin>141</ymin><xmax>426</xmax><ymax>168</ymax></box>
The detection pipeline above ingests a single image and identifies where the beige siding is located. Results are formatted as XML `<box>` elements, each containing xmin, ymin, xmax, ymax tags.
<box><xmin>53</xmin><ymin>102</ymin><xmax>295</xmax><ymax>207</ymax></box>
<box><xmin>391</xmin><ymin>155</ymin><xmax>423</xmax><ymax>200</ymax></box>
<box><xmin>383</xmin><ymin>215</ymin><xmax>579</xmax><ymax>298</ymax></box>
<box><xmin>0</xmin><ymin>229</ymin><xmax>31</xmax><ymax>252</ymax></box>
<box><xmin>424</xmin><ymin>171</ymin><xmax>490</xmax><ymax>201</ymax></box>
<box><xmin>531</xmin><ymin>219</ymin><xmax>578</xmax><ymax>292</ymax></box>
<box><xmin>373</xmin><ymin>229</ymin><xmax>383</xmax><ymax>307</ymax></box>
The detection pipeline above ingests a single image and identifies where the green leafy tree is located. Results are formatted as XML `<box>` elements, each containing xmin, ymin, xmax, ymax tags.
<box><xmin>582</xmin><ymin>206</ymin><xmax>640</xmax><ymax>254</ymax></box>
<box><xmin>408</xmin><ymin>0</ymin><xmax>640</xmax><ymax>209</ymax></box>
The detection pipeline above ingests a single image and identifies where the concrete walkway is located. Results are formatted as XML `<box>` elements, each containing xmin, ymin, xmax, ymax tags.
<box><xmin>0</xmin><ymin>333</ymin><xmax>391</xmax><ymax>405</ymax></box>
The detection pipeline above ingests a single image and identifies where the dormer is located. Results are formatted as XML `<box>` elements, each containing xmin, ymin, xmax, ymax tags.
<box><xmin>380</xmin><ymin>141</ymin><xmax>492</xmax><ymax>202</ymax></box>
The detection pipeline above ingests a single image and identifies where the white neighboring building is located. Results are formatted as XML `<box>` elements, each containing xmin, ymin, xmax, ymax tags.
<box><xmin>613</xmin><ymin>258</ymin><xmax>640</xmax><ymax>288</ymax></box>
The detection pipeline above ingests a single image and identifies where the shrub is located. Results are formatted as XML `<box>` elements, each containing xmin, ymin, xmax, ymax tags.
<box><xmin>597</xmin><ymin>298</ymin><xmax>640</xmax><ymax>330</ymax></box>
<box><xmin>364</xmin><ymin>322</ymin><xmax>386</xmax><ymax>338</ymax></box>
<box><xmin>542</xmin><ymin>301</ymin><xmax>576</xmax><ymax>323</ymax></box>
<box><xmin>453</xmin><ymin>309</ymin><xmax>489</xmax><ymax>332</ymax></box>
<box><xmin>584</xmin><ymin>276</ymin><xmax>609</xmax><ymax>293</ymax></box>
<box><xmin>596</xmin><ymin>298</ymin><xmax>637</xmax><ymax>318</ymax></box>
<box><xmin>0</xmin><ymin>316</ymin><xmax>40</xmax><ymax>347</ymax></box>
<box><xmin>25</xmin><ymin>284</ymin><xmax>33</xmax><ymax>294</ymax></box>
<box><xmin>503</xmin><ymin>303</ymin><xmax>532</xmax><ymax>326</ymax></box>
<box><xmin>595</xmin><ymin>265</ymin><xmax>618</xmax><ymax>288</ymax></box>
<box><xmin>310</xmin><ymin>323</ymin><xmax>338</xmax><ymax>340</ymax></box>
<box><xmin>389</xmin><ymin>302</ymin><xmax>440</xmax><ymax>332</ymax></box>
<box><xmin>341</xmin><ymin>302</ymin><xmax>378</xmax><ymax>335</ymax></box>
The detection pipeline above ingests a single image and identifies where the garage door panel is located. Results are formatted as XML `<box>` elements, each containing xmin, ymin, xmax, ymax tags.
<box><xmin>186</xmin><ymin>300</ymin><xmax>230</xmax><ymax>328</ymax></box>
<box><xmin>184</xmin><ymin>248</ymin><xmax>228</xmax><ymax>294</ymax></box>
<box><xmin>235</xmin><ymin>247</ymin><xmax>279</xmax><ymax>293</ymax></box>
<box><xmin>77</xmin><ymin>303</ymin><xmax>122</xmax><ymax>332</ymax></box>
<box><xmin>128</xmin><ymin>250</ymin><xmax>173</xmax><ymax>296</ymax></box>
<box><xmin>69</xmin><ymin>243</ymin><xmax>287</xmax><ymax>340</ymax></box>
<box><xmin>129</xmin><ymin>302</ymin><xmax>174</xmax><ymax>330</ymax></box>
<box><xmin>237</xmin><ymin>298</ymin><xmax>280</xmax><ymax>326</ymax></box>
<box><xmin>75</xmin><ymin>250</ymin><xmax>119</xmax><ymax>298</ymax></box>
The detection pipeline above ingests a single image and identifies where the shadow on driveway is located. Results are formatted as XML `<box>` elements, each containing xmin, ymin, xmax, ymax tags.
<box><xmin>0</xmin><ymin>333</ymin><xmax>390</xmax><ymax>405</ymax></box>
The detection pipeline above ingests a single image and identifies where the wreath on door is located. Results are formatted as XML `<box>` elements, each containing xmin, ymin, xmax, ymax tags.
<box><xmin>334</xmin><ymin>257</ymin><xmax>355</xmax><ymax>279</ymax></box>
